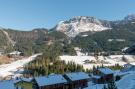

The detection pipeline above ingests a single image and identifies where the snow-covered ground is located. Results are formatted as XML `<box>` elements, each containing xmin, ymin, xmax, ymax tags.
<box><xmin>0</xmin><ymin>53</ymin><xmax>42</xmax><ymax>78</ymax></box>
<box><xmin>85</xmin><ymin>71</ymin><xmax>135</xmax><ymax>89</ymax></box>
<box><xmin>117</xmin><ymin>73</ymin><xmax>135</xmax><ymax>89</ymax></box>
<box><xmin>60</xmin><ymin>55</ymin><xmax>135</xmax><ymax>69</ymax></box>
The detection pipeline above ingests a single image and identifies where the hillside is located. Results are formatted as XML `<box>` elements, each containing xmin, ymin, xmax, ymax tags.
<box><xmin>73</xmin><ymin>29</ymin><xmax>135</xmax><ymax>53</ymax></box>
<box><xmin>0</xmin><ymin>14</ymin><xmax>135</xmax><ymax>55</ymax></box>
<box><xmin>0</xmin><ymin>30</ymin><xmax>9</xmax><ymax>49</ymax></box>
<box><xmin>0</xmin><ymin>28</ymin><xmax>71</xmax><ymax>55</ymax></box>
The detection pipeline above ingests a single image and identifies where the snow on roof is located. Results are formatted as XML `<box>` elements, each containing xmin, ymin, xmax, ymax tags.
<box><xmin>14</xmin><ymin>78</ymin><xmax>33</xmax><ymax>83</ymax></box>
<box><xmin>0</xmin><ymin>80</ymin><xmax>15</xmax><ymax>89</ymax></box>
<box><xmin>9</xmin><ymin>51</ymin><xmax>22</xmax><ymax>55</ymax></box>
<box><xmin>35</xmin><ymin>74</ymin><xmax>67</xmax><ymax>86</ymax></box>
<box><xmin>98</xmin><ymin>68</ymin><xmax>114</xmax><ymax>75</ymax></box>
<box><xmin>92</xmin><ymin>75</ymin><xmax>101</xmax><ymax>79</ymax></box>
<box><xmin>65</xmin><ymin>72</ymin><xmax>90</xmax><ymax>81</ymax></box>
<box><xmin>22</xmin><ymin>78</ymin><xmax>33</xmax><ymax>82</ymax></box>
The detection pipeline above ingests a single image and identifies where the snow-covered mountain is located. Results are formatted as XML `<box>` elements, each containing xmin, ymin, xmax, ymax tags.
<box><xmin>124</xmin><ymin>14</ymin><xmax>135</xmax><ymax>21</ymax></box>
<box><xmin>54</xmin><ymin>16</ymin><xmax>111</xmax><ymax>37</ymax></box>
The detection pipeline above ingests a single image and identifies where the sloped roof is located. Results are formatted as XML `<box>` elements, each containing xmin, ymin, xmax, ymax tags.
<box><xmin>92</xmin><ymin>75</ymin><xmax>101</xmax><ymax>79</ymax></box>
<box><xmin>22</xmin><ymin>78</ymin><xmax>33</xmax><ymax>82</ymax></box>
<box><xmin>35</xmin><ymin>74</ymin><xmax>67</xmax><ymax>87</ymax></box>
<box><xmin>98</xmin><ymin>68</ymin><xmax>113</xmax><ymax>74</ymax></box>
<box><xmin>65</xmin><ymin>72</ymin><xmax>90</xmax><ymax>81</ymax></box>
<box><xmin>14</xmin><ymin>78</ymin><xmax>33</xmax><ymax>83</ymax></box>
<box><xmin>9</xmin><ymin>51</ymin><xmax>22</xmax><ymax>55</ymax></box>
<box><xmin>0</xmin><ymin>80</ymin><xmax>15</xmax><ymax>89</ymax></box>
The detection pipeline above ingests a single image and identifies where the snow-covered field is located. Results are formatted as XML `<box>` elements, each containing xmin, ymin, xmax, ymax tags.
<box><xmin>0</xmin><ymin>53</ymin><xmax>42</xmax><ymax>78</ymax></box>
<box><xmin>60</xmin><ymin>55</ymin><xmax>135</xmax><ymax>69</ymax></box>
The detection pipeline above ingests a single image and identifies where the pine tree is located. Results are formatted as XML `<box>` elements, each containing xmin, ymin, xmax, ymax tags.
<box><xmin>102</xmin><ymin>85</ymin><xmax>107</xmax><ymax>89</ymax></box>
<box><xmin>107</xmin><ymin>80</ymin><xmax>117</xmax><ymax>89</ymax></box>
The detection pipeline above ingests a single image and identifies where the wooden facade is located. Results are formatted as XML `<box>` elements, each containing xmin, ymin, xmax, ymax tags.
<box><xmin>33</xmin><ymin>79</ymin><xmax>68</xmax><ymax>89</ymax></box>
<box><xmin>67</xmin><ymin>80</ymin><xmax>88</xmax><ymax>89</ymax></box>
<box><xmin>63</xmin><ymin>72</ymin><xmax>89</xmax><ymax>89</ymax></box>
<box><xmin>93</xmin><ymin>74</ymin><xmax>113</xmax><ymax>84</ymax></box>
<box><xmin>92</xmin><ymin>68</ymin><xmax>114</xmax><ymax>84</ymax></box>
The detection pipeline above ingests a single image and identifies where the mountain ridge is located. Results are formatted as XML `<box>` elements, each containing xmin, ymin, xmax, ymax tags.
<box><xmin>53</xmin><ymin>14</ymin><xmax>135</xmax><ymax>37</ymax></box>
<box><xmin>0</xmin><ymin>14</ymin><xmax>135</xmax><ymax>55</ymax></box>
<box><xmin>54</xmin><ymin>16</ymin><xmax>111</xmax><ymax>37</ymax></box>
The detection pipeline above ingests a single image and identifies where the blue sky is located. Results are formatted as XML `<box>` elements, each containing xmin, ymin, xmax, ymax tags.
<box><xmin>0</xmin><ymin>0</ymin><xmax>135</xmax><ymax>30</ymax></box>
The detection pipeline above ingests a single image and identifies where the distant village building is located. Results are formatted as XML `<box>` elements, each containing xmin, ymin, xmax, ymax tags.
<box><xmin>9</xmin><ymin>51</ymin><xmax>23</xmax><ymax>57</ymax></box>
<box><xmin>33</xmin><ymin>74</ymin><xmax>68</xmax><ymax>89</ymax></box>
<box><xmin>92</xmin><ymin>68</ymin><xmax>114</xmax><ymax>84</ymax></box>
<box><xmin>63</xmin><ymin>72</ymin><xmax>90</xmax><ymax>89</ymax></box>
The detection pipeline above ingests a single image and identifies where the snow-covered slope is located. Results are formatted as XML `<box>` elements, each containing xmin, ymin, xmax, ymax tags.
<box><xmin>55</xmin><ymin>16</ymin><xmax>111</xmax><ymax>37</ymax></box>
<box><xmin>0</xmin><ymin>53</ymin><xmax>42</xmax><ymax>78</ymax></box>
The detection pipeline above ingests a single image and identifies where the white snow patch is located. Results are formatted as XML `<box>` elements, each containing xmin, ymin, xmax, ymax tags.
<box><xmin>0</xmin><ymin>53</ymin><xmax>42</xmax><ymax>78</ymax></box>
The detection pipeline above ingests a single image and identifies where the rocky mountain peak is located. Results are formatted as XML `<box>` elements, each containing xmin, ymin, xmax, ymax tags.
<box><xmin>55</xmin><ymin>16</ymin><xmax>111</xmax><ymax>37</ymax></box>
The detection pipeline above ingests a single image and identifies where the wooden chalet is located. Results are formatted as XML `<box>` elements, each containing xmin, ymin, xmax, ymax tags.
<box><xmin>92</xmin><ymin>68</ymin><xmax>114</xmax><ymax>84</ymax></box>
<box><xmin>63</xmin><ymin>72</ymin><xmax>90</xmax><ymax>89</ymax></box>
<box><xmin>33</xmin><ymin>74</ymin><xmax>68</xmax><ymax>89</ymax></box>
